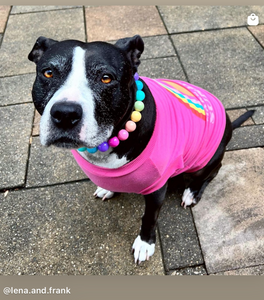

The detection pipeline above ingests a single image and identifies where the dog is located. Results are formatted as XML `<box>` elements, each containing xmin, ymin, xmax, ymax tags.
<box><xmin>28</xmin><ymin>35</ymin><xmax>254</xmax><ymax>264</ymax></box>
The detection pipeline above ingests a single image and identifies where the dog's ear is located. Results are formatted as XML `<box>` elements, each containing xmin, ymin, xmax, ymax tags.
<box><xmin>28</xmin><ymin>36</ymin><xmax>58</xmax><ymax>64</ymax></box>
<box><xmin>115</xmin><ymin>35</ymin><xmax>144</xmax><ymax>73</ymax></box>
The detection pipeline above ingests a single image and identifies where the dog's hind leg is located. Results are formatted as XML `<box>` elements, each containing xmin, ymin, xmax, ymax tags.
<box><xmin>181</xmin><ymin>162</ymin><xmax>222</xmax><ymax>208</ymax></box>
<box><xmin>181</xmin><ymin>112</ymin><xmax>233</xmax><ymax>209</ymax></box>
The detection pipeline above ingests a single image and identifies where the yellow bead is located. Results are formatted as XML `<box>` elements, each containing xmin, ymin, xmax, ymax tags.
<box><xmin>131</xmin><ymin>111</ymin><xmax>142</xmax><ymax>122</ymax></box>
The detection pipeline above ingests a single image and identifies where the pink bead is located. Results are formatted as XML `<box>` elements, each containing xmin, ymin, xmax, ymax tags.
<box><xmin>108</xmin><ymin>136</ymin><xmax>120</xmax><ymax>148</ymax></box>
<box><xmin>125</xmin><ymin>120</ymin><xmax>137</xmax><ymax>132</ymax></box>
<box><xmin>118</xmin><ymin>129</ymin><xmax>129</xmax><ymax>141</ymax></box>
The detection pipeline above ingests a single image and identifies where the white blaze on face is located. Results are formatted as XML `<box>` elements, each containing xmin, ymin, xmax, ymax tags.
<box><xmin>40</xmin><ymin>46</ymin><xmax>102</xmax><ymax>147</ymax></box>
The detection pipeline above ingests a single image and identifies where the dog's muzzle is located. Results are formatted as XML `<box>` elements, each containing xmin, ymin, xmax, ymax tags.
<box><xmin>50</xmin><ymin>101</ymin><xmax>83</xmax><ymax>130</ymax></box>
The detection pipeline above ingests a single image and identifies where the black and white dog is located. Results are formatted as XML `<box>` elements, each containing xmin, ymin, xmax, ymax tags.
<box><xmin>28</xmin><ymin>35</ymin><xmax>254</xmax><ymax>264</ymax></box>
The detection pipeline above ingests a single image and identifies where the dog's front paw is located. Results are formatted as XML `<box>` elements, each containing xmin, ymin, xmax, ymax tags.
<box><xmin>93</xmin><ymin>187</ymin><xmax>115</xmax><ymax>201</ymax></box>
<box><xmin>181</xmin><ymin>188</ymin><xmax>197</xmax><ymax>209</ymax></box>
<box><xmin>132</xmin><ymin>235</ymin><xmax>155</xmax><ymax>264</ymax></box>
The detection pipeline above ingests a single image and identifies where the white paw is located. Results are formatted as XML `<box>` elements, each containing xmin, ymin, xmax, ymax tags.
<box><xmin>181</xmin><ymin>188</ymin><xmax>196</xmax><ymax>209</ymax></box>
<box><xmin>132</xmin><ymin>235</ymin><xmax>155</xmax><ymax>264</ymax></box>
<box><xmin>93</xmin><ymin>186</ymin><xmax>115</xmax><ymax>201</ymax></box>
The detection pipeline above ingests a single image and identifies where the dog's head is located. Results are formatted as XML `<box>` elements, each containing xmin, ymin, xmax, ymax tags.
<box><xmin>28</xmin><ymin>35</ymin><xmax>144</xmax><ymax>149</ymax></box>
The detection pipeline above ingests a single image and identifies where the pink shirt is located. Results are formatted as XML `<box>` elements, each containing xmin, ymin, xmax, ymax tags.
<box><xmin>72</xmin><ymin>77</ymin><xmax>226</xmax><ymax>195</ymax></box>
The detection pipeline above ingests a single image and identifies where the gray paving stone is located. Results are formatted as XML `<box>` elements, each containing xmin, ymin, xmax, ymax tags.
<box><xmin>227</xmin><ymin>125</ymin><xmax>264</xmax><ymax>150</ymax></box>
<box><xmin>227</xmin><ymin>109</ymin><xmax>255</xmax><ymax>126</ymax></box>
<box><xmin>249</xmin><ymin>106</ymin><xmax>264</xmax><ymax>124</ymax></box>
<box><xmin>171</xmin><ymin>28</ymin><xmax>264</xmax><ymax>108</ymax></box>
<box><xmin>141</xmin><ymin>35</ymin><xmax>176</xmax><ymax>60</ymax></box>
<box><xmin>11</xmin><ymin>6</ymin><xmax>81</xmax><ymax>14</ymax></box>
<box><xmin>108</xmin><ymin>35</ymin><xmax>176</xmax><ymax>60</ymax></box>
<box><xmin>0</xmin><ymin>74</ymin><xmax>35</xmax><ymax>106</ymax></box>
<box><xmin>158</xmin><ymin>6</ymin><xmax>264</xmax><ymax>33</ymax></box>
<box><xmin>192</xmin><ymin>148</ymin><xmax>264</xmax><ymax>274</ymax></box>
<box><xmin>159</xmin><ymin>191</ymin><xmax>204</xmax><ymax>271</ymax></box>
<box><xmin>85</xmin><ymin>6</ymin><xmax>166</xmax><ymax>42</ymax></box>
<box><xmin>0</xmin><ymin>104</ymin><xmax>34</xmax><ymax>189</ymax></box>
<box><xmin>170</xmin><ymin>265</ymin><xmax>207</xmax><ymax>276</ymax></box>
<box><xmin>0</xmin><ymin>182</ymin><xmax>164</xmax><ymax>275</ymax></box>
<box><xmin>0</xmin><ymin>9</ymin><xmax>85</xmax><ymax>77</ymax></box>
<box><xmin>215</xmin><ymin>265</ymin><xmax>264</xmax><ymax>275</ymax></box>
<box><xmin>26</xmin><ymin>137</ymin><xmax>87</xmax><ymax>187</ymax></box>
<box><xmin>138</xmin><ymin>57</ymin><xmax>187</xmax><ymax>81</ymax></box>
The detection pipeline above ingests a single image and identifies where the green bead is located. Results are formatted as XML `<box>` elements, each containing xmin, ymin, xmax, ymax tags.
<box><xmin>78</xmin><ymin>147</ymin><xmax>87</xmax><ymax>152</ymax></box>
<box><xmin>134</xmin><ymin>101</ymin><xmax>145</xmax><ymax>112</ymax></box>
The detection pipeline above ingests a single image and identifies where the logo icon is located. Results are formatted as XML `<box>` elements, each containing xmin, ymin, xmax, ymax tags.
<box><xmin>247</xmin><ymin>13</ymin><xmax>259</xmax><ymax>26</ymax></box>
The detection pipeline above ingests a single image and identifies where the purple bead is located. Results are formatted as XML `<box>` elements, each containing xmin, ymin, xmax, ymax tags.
<box><xmin>134</xmin><ymin>73</ymin><xmax>139</xmax><ymax>81</ymax></box>
<box><xmin>98</xmin><ymin>142</ymin><xmax>109</xmax><ymax>152</ymax></box>
<box><xmin>108</xmin><ymin>137</ymin><xmax>120</xmax><ymax>148</ymax></box>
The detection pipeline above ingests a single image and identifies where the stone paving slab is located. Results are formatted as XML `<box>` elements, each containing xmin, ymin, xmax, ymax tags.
<box><xmin>248</xmin><ymin>25</ymin><xmax>264</xmax><ymax>47</ymax></box>
<box><xmin>140</xmin><ymin>35</ymin><xmax>176</xmax><ymax>60</ymax></box>
<box><xmin>0</xmin><ymin>6</ymin><xmax>10</xmax><ymax>33</ymax></box>
<box><xmin>192</xmin><ymin>148</ymin><xmax>264</xmax><ymax>274</ymax></box>
<box><xmin>108</xmin><ymin>35</ymin><xmax>176</xmax><ymax>59</ymax></box>
<box><xmin>138</xmin><ymin>57</ymin><xmax>187</xmax><ymax>81</ymax></box>
<box><xmin>227</xmin><ymin>125</ymin><xmax>264</xmax><ymax>150</ymax></box>
<box><xmin>159</xmin><ymin>190</ymin><xmax>204</xmax><ymax>271</ymax></box>
<box><xmin>227</xmin><ymin>109</ymin><xmax>255</xmax><ymax>126</ymax></box>
<box><xmin>215</xmin><ymin>265</ymin><xmax>264</xmax><ymax>275</ymax></box>
<box><xmin>158</xmin><ymin>6</ymin><xmax>264</xmax><ymax>33</ymax></box>
<box><xmin>0</xmin><ymin>74</ymin><xmax>34</xmax><ymax>106</ymax></box>
<box><xmin>0</xmin><ymin>104</ymin><xmax>34</xmax><ymax>190</ymax></box>
<box><xmin>26</xmin><ymin>137</ymin><xmax>87</xmax><ymax>187</ymax></box>
<box><xmin>85</xmin><ymin>6</ymin><xmax>166</xmax><ymax>42</ymax></box>
<box><xmin>170</xmin><ymin>265</ymin><xmax>207</xmax><ymax>276</ymax></box>
<box><xmin>0</xmin><ymin>8</ymin><xmax>85</xmax><ymax>77</ymax></box>
<box><xmin>32</xmin><ymin>110</ymin><xmax>40</xmax><ymax>136</ymax></box>
<box><xmin>171</xmin><ymin>28</ymin><xmax>264</xmax><ymax>108</ymax></box>
<box><xmin>0</xmin><ymin>181</ymin><xmax>164</xmax><ymax>275</ymax></box>
<box><xmin>249</xmin><ymin>106</ymin><xmax>264</xmax><ymax>124</ymax></box>
<box><xmin>11</xmin><ymin>6</ymin><xmax>81</xmax><ymax>14</ymax></box>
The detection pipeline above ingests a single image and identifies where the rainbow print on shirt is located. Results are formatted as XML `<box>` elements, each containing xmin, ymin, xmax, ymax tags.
<box><xmin>155</xmin><ymin>79</ymin><xmax>206</xmax><ymax>121</ymax></box>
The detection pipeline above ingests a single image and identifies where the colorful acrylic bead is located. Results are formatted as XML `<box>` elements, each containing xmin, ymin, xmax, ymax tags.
<box><xmin>108</xmin><ymin>136</ymin><xmax>120</xmax><ymax>148</ymax></box>
<box><xmin>134</xmin><ymin>101</ymin><xmax>144</xmax><ymax>112</ymax></box>
<box><xmin>118</xmin><ymin>129</ymin><xmax>129</xmax><ymax>141</ymax></box>
<box><xmin>131</xmin><ymin>111</ymin><xmax>142</xmax><ymax>122</ymax></box>
<box><xmin>125</xmin><ymin>120</ymin><xmax>136</xmax><ymax>132</ymax></box>
<box><xmin>98</xmin><ymin>142</ymin><xmax>109</xmax><ymax>152</ymax></box>
<box><xmin>136</xmin><ymin>90</ymin><xmax>145</xmax><ymax>101</ymax></box>
<box><xmin>135</xmin><ymin>80</ymin><xmax>143</xmax><ymax>91</ymax></box>
<box><xmin>87</xmin><ymin>147</ymin><xmax>98</xmax><ymax>154</ymax></box>
<box><xmin>134</xmin><ymin>73</ymin><xmax>139</xmax><ymax>81</ymax></box>
<box><xmin>78</xmin><ymin>147</ymin><xmax>87</xmax><ymax>152</ymax></box>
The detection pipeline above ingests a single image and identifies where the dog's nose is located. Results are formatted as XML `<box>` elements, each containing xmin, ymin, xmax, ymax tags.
<box><xmin>50</xmin><ymin>102</ymin><xmax>83</xmax><ymax>129</ymax></box>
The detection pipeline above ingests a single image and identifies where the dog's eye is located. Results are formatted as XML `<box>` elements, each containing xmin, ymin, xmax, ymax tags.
<box><xmin>101</xmin><ymin>75</ymin><xmax>112</xmax><ymax>84</ymax></box>
<box><xmin>43</xmin><ymin>69</ymin><xmax>53</xmax><ymax>78</ymax></box>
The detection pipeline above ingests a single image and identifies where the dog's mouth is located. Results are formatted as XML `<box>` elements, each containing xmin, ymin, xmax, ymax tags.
<box><xmin>45</xmin><ymin>136</ymin><xmax>83</xmax><ymax>149</ymax></box>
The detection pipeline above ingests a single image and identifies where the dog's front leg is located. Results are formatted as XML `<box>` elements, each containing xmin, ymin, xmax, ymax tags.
<box><xmin>132</xmin><ymin>184</ymin><xmax>167</xmax><ymax>264</ymax></box>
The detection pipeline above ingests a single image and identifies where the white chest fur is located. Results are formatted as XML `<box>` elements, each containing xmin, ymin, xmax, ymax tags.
<box><xmin>78</xmin><ymin>149</ymin><xmax>129</xmax><ymax>169</ymax></box>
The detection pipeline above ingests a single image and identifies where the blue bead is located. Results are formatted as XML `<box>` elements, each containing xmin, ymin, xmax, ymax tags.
<box><xmin>87</xmin><ymin>147</ymin><xmax>98</xmax><ymax>153</ymax></box>
<box><xmin>98</xmin><ymin>142</ymin><xmax>109</xmax><ymax>152</ymax></box>
<box><xmin>135</xmin><ymin>80</ymin><xmax>143</xmax><ymax>91</ymax></box>
<box><xmin>78</xmin><ymin>147</ymin><xmax>87</xmax><ymax>152</ymax></box>
<box><xmin>136</xmin><ymin>90</ymin><xmax>145</xmax><ymax>101</ymax></box>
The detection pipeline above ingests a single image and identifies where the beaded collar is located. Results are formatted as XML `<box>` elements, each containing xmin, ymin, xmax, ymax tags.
<box><xmin>77</xmin><ymin>73</ymin><xmax>145</xmax><ymax>154</ymax></box>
